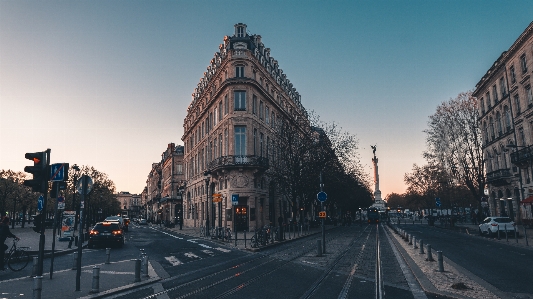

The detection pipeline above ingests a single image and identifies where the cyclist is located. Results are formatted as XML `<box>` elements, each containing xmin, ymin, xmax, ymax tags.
<box><xmin>0</xmin><ymin>216</ymin><xmax>20</xmax><ymax>270</ymax></box>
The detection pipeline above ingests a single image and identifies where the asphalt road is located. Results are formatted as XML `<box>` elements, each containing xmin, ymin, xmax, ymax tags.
<box><xmin>398</xmin><ymin>224</ymin><xmax>533</xmax><ymax>297</ymax></box>
<box><xmin>109</xmin><ymin>224</ymin><xmax>442</xmax><ymax>299</ymax></box>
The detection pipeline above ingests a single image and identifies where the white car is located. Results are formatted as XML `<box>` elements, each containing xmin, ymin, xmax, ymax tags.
<box><xmin>478</xmin><ymin>217</ymin><xmax>518</xmax><ymax>237</ymax></box>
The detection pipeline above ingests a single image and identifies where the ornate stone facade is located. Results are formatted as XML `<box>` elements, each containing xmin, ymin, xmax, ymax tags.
<box><xmin>182</xmin><ymin>24</ymin><xmax>308</xmax><ymax>231</ymax></box>
<box><xmin>475</xmin><ymin>21</ymin><xmax>533</xmax><ymax>222</ymax></box>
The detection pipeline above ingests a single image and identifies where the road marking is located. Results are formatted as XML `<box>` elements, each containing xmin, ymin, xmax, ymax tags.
<box><xmin>82</xmin><ymin>270</ymin><xmax>134</xmax><ymax>274</ymax></box>
<box><xmin>198</xmin><ymin>244</ymin><xmax>212</xmax><ymax>249</ymax></box>
<box><xmin>214</xmin><ymin>247</ymin><xmax>231</xmax><ymax>253</ymax></box>
<box><xmin>184</xmin><ymin>252</ymin><xmax>200</xmax><ymax>259</ymax></box>
<box><xmin>202</xmin><ymin>250</ymin><xmax>214</xmax><ymax>256</ymax></box>
<box><xmin>164</xmin><ymin>256</ymin><xmax>183</xmax><ymax>266</ymax></box>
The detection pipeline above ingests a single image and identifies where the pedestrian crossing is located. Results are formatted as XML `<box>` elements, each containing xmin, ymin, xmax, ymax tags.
<box><xmin>163</xmin><ymin>246</ymin><xmax>233</xmax><ymax>267</ymax></box>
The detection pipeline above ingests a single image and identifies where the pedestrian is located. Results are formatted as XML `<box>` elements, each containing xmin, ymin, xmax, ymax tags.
<box><xmin>1</xmin><ymin>216</ymin><xmax>20</xmax><ymax>270</ymax></box>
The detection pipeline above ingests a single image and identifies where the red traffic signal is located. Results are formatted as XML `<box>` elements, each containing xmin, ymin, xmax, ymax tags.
<box><xmin>23</xmin><ymin>150</ymin><xmax>50</xmax><ymax>193</ymax></box>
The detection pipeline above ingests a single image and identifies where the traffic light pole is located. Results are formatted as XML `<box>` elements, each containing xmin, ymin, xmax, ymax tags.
<box><xmin>36</xmin><ymin>149</ymin><xmax>51</xmax><ymax>277</ymax></box>
<box><xmin>76</xmin><ymin>175</ymin><xmax>88</xmax><ymax>291</ymax></box>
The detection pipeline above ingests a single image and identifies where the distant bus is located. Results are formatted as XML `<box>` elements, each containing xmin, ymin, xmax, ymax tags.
<box><xmin>367</xmin><ymin>208</ymin><xmax>380</xmax><ymax>224</ymax></box>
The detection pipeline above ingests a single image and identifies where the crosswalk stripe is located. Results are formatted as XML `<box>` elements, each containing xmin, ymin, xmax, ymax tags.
<box><xmin>184</xmin><ymin>252</ymin><xmax>200</xmax><ymax>259</ymax></box>
<box><xmin>214</xmin><ymin>247</ymin><xmax>231</xmax><ymax>253</ymax></box>
<box><xmin>165</xmin><ymin>256</ymin><xmax>183</xmax><ymax>266</ymax></box>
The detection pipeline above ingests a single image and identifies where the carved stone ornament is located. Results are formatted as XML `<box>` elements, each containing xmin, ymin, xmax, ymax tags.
<box><xmin>233</xmin><ymin>42</ymin><xmax>248</xmax><ymax>50</ymax></box>
<box><xmin>232</xmin><ymin>174</ymin><xmax>249</xmax><ymax>188</ymax></box>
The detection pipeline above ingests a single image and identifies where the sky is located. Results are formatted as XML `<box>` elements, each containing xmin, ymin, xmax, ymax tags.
<box><xmin>1</xmin><ymin>1</ymin><xmax>533</xmax><ymax>198</ymax></box>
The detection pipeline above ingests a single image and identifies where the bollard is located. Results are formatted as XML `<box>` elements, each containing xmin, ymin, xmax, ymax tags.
<box><xmin>524</xmin><ymin>226</ymin><xmax>529</xmax><ymax>246</ymax></box>
<box><xmin>134</xmin><ymin>259</ymin><xmax>141</xmax><ymax>282</ymax></box>
<box><xmin>505</xmin><ymin>224</ymin><xmax>509</xmax><ymax>242</ymax></box>
<box><xmin>426</xmin><ymin>244</ymin><xmax>434</xmax><ymax>261</ymax></box>
<box><xmin>90</xmin><ymin>267</ymin><xmax>100</xmax><ymax>294</ymax></box>
<box><xmin>515</xmin><ymin>226</ymin><xmax>518</xmax><ymax>243</ymax></box>
<box><xmin>106</xmin><ymin>248</ymin><xmax>111</xmax><ymax>264</ymax></box>
<box><xmin>419</xmin><ymin>239</ymin><xmax>424</xmax><ymax>254</ymax></box>
<box><xmin>408</xmin><ymin>234</ymin><xmax>412</xmax><ymax>245</ymax></box>
<box><xmin>71</xmin><ymin>252</ymin><xmax>78</xmax><ymax>270</ymax></box>
<box><xmin>33</xmin><ymin>276</ymin><xmax>42</xmax><ymax>299</ymax></box>
<box><xmin>413</xmin><ymin>236</ymin><xmax>418</xmax><ymax>249</ymax></box>
<box><xmin>235</xmin><ymin>230</ymin><xmax>238</xmax><ymax>247</ymax></box>
<box><xmin>142</xmin><ymin>255</ymin><xmax>149</xmax><ymax>278</ymax></box>
<box><xmin>437</xmin><ymin>251</ymin><xmax>444</xmax><ymax>272</ymax></box>
<box><xmin>244</xmin><ymin>230</ymin><xmax>247</xmax><ymax>248</ymax></box>
<box><xmin>317</xmin><ymin>240</ymin><xmax>322</xmax><ymax>257</ymax></box>
<box><xmin>31</xmin><ymin>257</ymin><xmax>38</xmax><ymax>277</ymax></box>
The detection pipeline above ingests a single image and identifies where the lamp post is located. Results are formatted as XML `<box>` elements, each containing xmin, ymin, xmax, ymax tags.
<box><xmin>204</xmin><ymin>171</ymin><xmax>211</xmax><ymax>236</ymax></box>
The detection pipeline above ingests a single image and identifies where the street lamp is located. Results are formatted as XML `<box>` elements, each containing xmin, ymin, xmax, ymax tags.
<box><xmin>204</xmin><ymin>171</ymin><xmax>211</xmax><ymax>236</ymax></box>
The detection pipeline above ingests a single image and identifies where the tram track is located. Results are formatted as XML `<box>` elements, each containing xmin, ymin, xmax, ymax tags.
<box><xmin>109</xmin><ymin>224</ymin><xmax>421</xmax><ymax>299</ymax></box>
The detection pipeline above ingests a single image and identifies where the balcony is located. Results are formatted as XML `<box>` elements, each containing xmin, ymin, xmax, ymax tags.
<box><xmin>486</xmin><ymin>169</ymin><xmax>513</xmax><ymax>186</ymax></box>
<box><xmin>510</xmin><ymin>145</ymin><xmax>533</xmax><ymax>168</ymax></box>
<box><xmin>207</xmin><ymin>155</ymin><xmax>269</xmax><ymax>172</ymax></box>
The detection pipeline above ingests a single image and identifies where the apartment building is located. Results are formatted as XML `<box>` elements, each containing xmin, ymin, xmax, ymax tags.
<box><xmin>182</xmin><ymin>23</ymin><xmax>308</xmax><ymax>231</ymax></box>
<box><xmin>475</xmin><ymin>21</ymin><xmax>533</xmax><ymax>222</ymax></box>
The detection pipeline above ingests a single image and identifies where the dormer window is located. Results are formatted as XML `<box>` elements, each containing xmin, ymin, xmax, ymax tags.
<box><xmin>234</xmin><ymin>23</ymin><xmax>247</xmax><ymax>38</ymax></box>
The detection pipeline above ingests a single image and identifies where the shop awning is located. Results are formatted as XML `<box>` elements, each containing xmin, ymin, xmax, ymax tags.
<box><xmin>520</xmin><ymin>196</ymin><xmax>533</xmax><ymax>204</ymax></box>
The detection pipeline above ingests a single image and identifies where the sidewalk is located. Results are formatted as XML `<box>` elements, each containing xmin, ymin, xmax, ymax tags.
<box><xmin>0</xmin><ymin>225</ymin><xmax>160</xmax><ymax>299</ymax></box>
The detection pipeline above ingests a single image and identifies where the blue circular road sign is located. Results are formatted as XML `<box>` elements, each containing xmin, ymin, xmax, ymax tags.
<box><xmin>317</xmin><ymin>191</ymin><xmax>328</xmax><ymax>202</ymax></box>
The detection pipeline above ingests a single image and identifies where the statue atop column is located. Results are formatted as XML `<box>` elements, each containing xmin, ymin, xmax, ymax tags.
<box><xmin>370</xmin><ymin>145</ymin><xmax>385</xmax><ymax>210</ymax></box>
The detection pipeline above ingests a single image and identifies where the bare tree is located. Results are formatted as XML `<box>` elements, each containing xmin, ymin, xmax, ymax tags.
<box><xmin>424</xmin><ymin>91</ymin><xmax>485</xmax><ymax>205</ymax></box>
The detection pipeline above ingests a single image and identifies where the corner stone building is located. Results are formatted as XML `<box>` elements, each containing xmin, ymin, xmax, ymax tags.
<box><xmin>475</xmin><ymin>21</ymin><xmax>533</xmax><ymax>222</ymax></box>
<box><xmin>182</xmin><ymin>23</ymin><xmax>307</xmax><ymax>231</ymax></box>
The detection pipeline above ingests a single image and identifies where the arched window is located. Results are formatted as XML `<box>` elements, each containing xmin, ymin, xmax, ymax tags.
<box><xmin>504</xmin><ymin>106</ymin><xmax>512</xmax><ymax>130</ymax></box>
<box><xmin>496</xmin><ymin>112</ymin><xmax>502</xmax><ymax>136</ymax></box>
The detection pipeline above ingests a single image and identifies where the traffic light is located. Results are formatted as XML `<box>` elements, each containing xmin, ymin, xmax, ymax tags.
<box><xmin>33</xmin><ymin>214</ymin><xmax>42</xmax><ymax>233</ymax></box>
<box><xmin>23</xmin><ymin>150</ymin><xmax>49</xmax><ymax>193</ymax></box>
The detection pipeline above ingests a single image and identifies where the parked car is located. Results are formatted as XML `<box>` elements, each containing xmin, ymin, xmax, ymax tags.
<box><xmin>87</xmin><ymin>222</ymin><xmax>125</xmax><ymax>248</ymax></box>
<box><xmin>478</xmin><ymin>217</ymin><xmax>518</xmax><ymax>237</ymax></box>
<box><xmin>139</xmin><ymin>218</ymin><xmax>148</xmax><ymax>225</ymax></box>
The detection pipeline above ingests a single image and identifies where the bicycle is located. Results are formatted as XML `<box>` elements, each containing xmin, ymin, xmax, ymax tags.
<box><xmin>223</xmin><ymin>227</ymin><xmax>232</xmax><ymax>242</ymax></box>
<box><xmin>3</xmin><ymin>239</ymin><xmax>30</xmax><ymax>271</ymax></box>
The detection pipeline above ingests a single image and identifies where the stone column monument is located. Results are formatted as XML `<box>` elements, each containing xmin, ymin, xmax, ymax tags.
<box><xmin>371</xmin><ymin>145</ymin><xmax>386</xmax><ymax>210</ymax></box>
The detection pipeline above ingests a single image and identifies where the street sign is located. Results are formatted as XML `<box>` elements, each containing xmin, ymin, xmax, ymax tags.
<box><xmin>319</xmin><ymin>211</ymin><xmax>326</xmax><ymax>218</ymax></box>
<box><xmin>231</xmin><ymin>194</ymin><xmax>239</xmax><ymax>206</ymax></box>
<box><xmin>435</xmin><ymin>197</ymin><xmax>441</xmax><ymax>207</ymax></box>
<box><xmin>212</xmin><ymin>193</ymin><xmax>222</xmax><ymax>203</ymax></box>
<box><xmin>50</xmin><ymin>163</ymin><xmax>68</xmax><ymax>181</ymax></box>
<box><xmin>317</xmin><ymin>191</ymin><xmax>328</xmax><ymax>202</ymax></box>
<box><xmin>76</xmin><ymin>175</ymin><xmax>93</xmax><ymax>195</ymax></box>
<box><xmin>37</xmin><ymin>195</ymin><xmax>44</xmax><ymax>211</ymax></box>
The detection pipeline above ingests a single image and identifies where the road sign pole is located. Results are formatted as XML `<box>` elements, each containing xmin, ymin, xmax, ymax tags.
<box><xmin>320</xmin><ymin>172</ymin><xmax>325</xmax><ymax>254</ymax></box>
<box><xmin>36</xmin><ymin>149</ymin><xmax>51</xmax><ymax>277</ymax></box>
<box><xmin>76</xmin><ymin>175</ymin><xmax>87</xmax><ymax>291</ymax></box>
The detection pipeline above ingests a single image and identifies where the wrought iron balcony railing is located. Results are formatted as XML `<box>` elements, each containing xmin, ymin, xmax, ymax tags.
<box><xmin>207</xmin><ymin>155</ymin><xmax>269</xmax><ymax>171</ymax></box>
<box><xmin>486</xmin><ymin>168</ymin><xmax>513</xmax><ymax>186</ymax></box>
<box><xmin>510</xmin><ymin>145</ymin><xmax>533</xmax><ymax>167</ymax></box>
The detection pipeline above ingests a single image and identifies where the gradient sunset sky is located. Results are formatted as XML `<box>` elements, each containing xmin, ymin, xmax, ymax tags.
<box><xmin>1</xmin><ymin>1</ymin><xmax>533</xmax><ymax>197</ymax></box>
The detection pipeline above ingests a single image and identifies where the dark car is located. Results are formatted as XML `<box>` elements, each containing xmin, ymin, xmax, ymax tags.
<box><xmin>87</xmin><ymin>222</ymin><xmax>125</xmax><ymax>248</ymax></box>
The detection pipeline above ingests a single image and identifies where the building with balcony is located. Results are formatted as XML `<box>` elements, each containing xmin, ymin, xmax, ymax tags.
<box><xmin>182</xmin><ymin>23</ymin><xmax>309</xmax><ymax>231</ymax></box>
<box><xmin>145</xmin><ymin>143</ymin><xmax>185</xmax><ymax>225</ymax></box>
<box><xmin>475</xmin><ymin>21</ymin><xmax>533</xmax><ymax>221</ymax></box>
